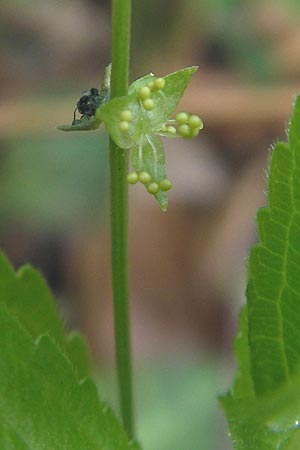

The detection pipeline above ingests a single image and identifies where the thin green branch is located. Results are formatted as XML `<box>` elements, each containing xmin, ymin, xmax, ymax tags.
<box><xmin>109</xmin><ymin>0</ymin><xmax>134</xmax><ymax>438</ymax></box>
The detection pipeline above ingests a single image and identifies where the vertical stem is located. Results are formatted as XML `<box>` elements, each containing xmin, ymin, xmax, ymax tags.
<box><xmin>109</xmin><ymin>0</ymin><xmax>134</xmax><ymax>438</ymax></box>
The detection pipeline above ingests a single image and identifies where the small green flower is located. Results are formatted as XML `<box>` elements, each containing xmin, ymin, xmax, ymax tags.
<box><xmin>178</xmin><ymin>124</ymin><xmax>191</xmax><ymax>138</ymax></box>
<box><xmin>58</xmin><ymin>65</ymin><xmax>204</xmax><ymax>211</ymax></box>
<box><xmin>159</xmin><ymin>179</ymin><xmax>173</xmax><ymax>191</ymax></box>
<box><xmin>153</xmin><ymin>77</ymin><xmax>165</xmax><ymax>90</ymax></box>
<box><xmin>97</xmin><ymin>66</ymin><xmax>203</xmax><ymax>210</ymax></box>
<box><xmin>142</xmin><ymin>98</ymin><xmax>154</xmax><ymax>110</ymax></box>
<box><xmin>120</xmin><ymin>110</ymin><xmax>133</xmax><ymax>121</ymax></box>
<box><xmin>147</xmin><ymin>182</ymin><xmax>160</xmax><ymax>195</ymax></box>
<box><xmin>119</xmin><ymin>121</ymin><xmax>130</xmax><ymax>131</ymax></box>
<box><xmin>175</xmin><ymin>112</ymin><xmax>189</xmax><ymax>124</ymax></box>
<box><xmin>188</xmin><ymin>114</ymin><xmax>202</xmax><ymax>128</ymax></box>
<box><xmin>138</xmin><ymin>86</ymin><xmax>151</xmax><ymax>100</ymax></box>
<box><xmin>139</xmin><ymin>171</ymin><xmax>152</xmax><ymax>184</ymax></box>
<box><xmin>127</xmin><ymin>172</ymin><xmax>139</xmax><ymax>184</ymax></box>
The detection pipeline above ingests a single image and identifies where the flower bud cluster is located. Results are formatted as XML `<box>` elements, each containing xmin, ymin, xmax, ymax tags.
<box><xmin>160</xmin><ymin>112</ymin><xmax>203</xmax><ymax>138</ymax></box>
<box><xmin>127</xmin><ymin>171</ymin><xmax>172</xmax><ymax>194</ymax></box>
<box><xmin>137</xmin><ymin>77</ymin><xmax>166</xmax><ymax>111</ymax></box>
<box><xmin>175</xmin><ymin>112</ymin><xmax>203</xmax><ymax>138</ymax></box>
<box><xmin>118</xmin><ymin>109</ymin><xmax>133</xmax><ymax>131</ymax></box>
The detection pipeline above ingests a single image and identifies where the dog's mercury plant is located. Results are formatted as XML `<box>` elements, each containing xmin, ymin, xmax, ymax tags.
<box><xmin>2</xmin><ymin>0</ymin><xmax>300</xmax><ymax>446</ymax></box>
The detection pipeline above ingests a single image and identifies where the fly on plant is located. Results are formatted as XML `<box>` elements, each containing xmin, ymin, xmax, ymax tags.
<box><xmin>58</xmin><ymin>64</ymin><xmax>111</xmax><ymax>131</ymax></box>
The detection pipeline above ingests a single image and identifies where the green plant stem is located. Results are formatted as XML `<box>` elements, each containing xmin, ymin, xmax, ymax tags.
<box><xmin>109</xmin><ymin>0</ymin><xmax>134</xmax><ymax>439</ymax></box>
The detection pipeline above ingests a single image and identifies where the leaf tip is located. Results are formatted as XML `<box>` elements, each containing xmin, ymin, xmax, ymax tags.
<box><xmin>57</xmin><ymin>125</ymin><xmax>69</xmax><ymax>132</ymax></box>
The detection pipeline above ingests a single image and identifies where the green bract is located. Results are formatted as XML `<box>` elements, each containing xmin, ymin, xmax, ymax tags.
<box><xmin>222</xmin><ymin>97</ymin><xmax>300</xmax><ymax>449</ymax></box>
<box><xmin>0</xmin><ymin>253</ymin><xmax>141</xmax><ymax>450</ymax></box>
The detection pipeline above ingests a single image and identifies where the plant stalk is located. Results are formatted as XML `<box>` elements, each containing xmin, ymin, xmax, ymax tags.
<box><xmin>109</xmin><ymin>0</ymin><xmax>134</xmax><ymax>438</ymax></box>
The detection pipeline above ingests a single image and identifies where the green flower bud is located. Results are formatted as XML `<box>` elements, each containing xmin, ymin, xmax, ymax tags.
<box><xmin>175</xmin><ymin>112</ymin><xmax>189</xmax><ymax>124</ymax></box>
<box><xmin>191</xmin><ymin>127</ymin><xmax>200</xmax><ymax>137</ymax></box>
<box><xmin>139</xmin><ymin>171</ymin><xmax>151</xmax><ymax>184</ymax></box>
<box><xmin>120</xmin><ymin>110</ymin><xmax>133</xmax><ymax>121</ymax></box>
<box><xmin>139</xmin><ymin>86</ymin><xmax>151</xmax><ymax>100</ymax></box>
<box><xmin>178</xmin><ymin>123</ymin><xmax>191</xmax><ymax>138</ymax></box>
<box><xmin>188</xmin><ymin>114</ymin><xmax>203</xmax><ymax>129</ymax></box>
<box><xmin>167</xmin><ymin>126</ymin><xmax>176</xmax><ymax>134</ymax></box>
<box><xmin>147</xmin><ymin>81</ymin><xmax>155</xmax><ymax>89</ymax></box>
<box><xmin>147</xmin><ymin>182</ymin><xmax>160</xmax><ymax>194</ymax></box>
<box><xmin>154</xmin><ymin>77</ymin><xmax>165</xmax><ymax>90</ymax></box>
<box><xmin>143</xmin><ymin>98</ymin><xmax>154</xmax><ymax>110</ymax></box>
<box><xmin>127</xmin><ymin>172</ymin><xmax>139</xmax><ymax>184</ymax></box>
<box><xmin>159</xmin><ymin>179</ymin><xmax>173</xmax><ymax>191</ymax></box>
<box><xmin>119</xmin><ymin>121</ymin><xmax>130</xmax><ymax>131</ymax></box>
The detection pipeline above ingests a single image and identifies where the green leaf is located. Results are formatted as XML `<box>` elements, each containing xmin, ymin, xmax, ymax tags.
<box><xmin>248</xmin><ymin>109</ymin><xmax>300</xmax><ymax>394</ymax></box>
<box><xmin>131</xmin><ymin>134</ymin><xmax>168</xmax><ymax>211</ymax></box>
<box><xmin>222</xmin><ymin>372</ymin><xmax>300</xmax><ymax>450</ymax></box>
<box><xmin>58</xmin><ymin>115</ymin><xmax>101</xmax><ymax>132</ymax></box>
<box><xmin>221</xmin><ymin>385</ymin><xmax>298</xmax><ymax>450</ymax></box>
<box><xmin>222</xmin><ymin>97</ymin><xmax>300</xmax><ymax>449</ymax></box>
<box><xmin>0</xmin><ymin>252</ymin><xmax>89</xmax><ymax>379</ymax></box>
<box><xmin>66</xmin><ymin>332</ymin><xmax>91</xmax><ymax>380</ymax></box>
<box><xmin>0</xmin><ymin>303</ymin><xmax>136</xmax><ymax>450</ymax></box>
<box><xmin>230</xmin><ymin>306</ymin><xmax>255</xmax><ymax>399</ymax></box>
<box><xmin>0</xmin><ymin>253</ymin><xmax>64</xmax><ymax>344</ymax></box>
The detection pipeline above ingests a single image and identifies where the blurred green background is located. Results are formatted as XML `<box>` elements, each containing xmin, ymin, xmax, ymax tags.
<box><xmin>1</xmin><ymin>0</ymin><xmax>300</xmax><ymax>448</ymax></box>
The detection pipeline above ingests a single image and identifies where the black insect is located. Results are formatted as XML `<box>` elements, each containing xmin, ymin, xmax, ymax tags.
<box><xmin>59</xmin><ymin>64</ymin><xmax>111</xmax><ymax>131</ymax></box>
<box><xmin>74</xmin><ymin>88</ymin><xmax>100</xmax><ymax>122</ymax></box>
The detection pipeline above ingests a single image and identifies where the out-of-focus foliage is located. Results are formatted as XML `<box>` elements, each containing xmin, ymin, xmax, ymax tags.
<box><xmin>99</xmin><ymin>362</ymin><xmax>220</xmax><ymax>450</ymax></box>
<box><xmin>2</xmin><ymin>0</ymin><xmax>300</xmax><ymax>90</ymax></box>
<box><xmin>131</xmin><ymin>0</ymin><xmax>300</xmax><ymax>81</ymax></box>
<box><xmin>0</xmin><ymin>134</ymin><xmax>109</xmax><ymax>232</ymax></box>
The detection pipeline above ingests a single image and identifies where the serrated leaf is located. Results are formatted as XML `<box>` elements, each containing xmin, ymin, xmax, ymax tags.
<box><xmin>0</xmin><ymin>252</ymin><xmax>89</xmax><ymax>379</ymax></box>
<box><xmin>131</xmin><ymin>134</ymin><xmax>168</xmax><ymax>211</ymax></box>
<box><xmin>0</xmin><ymin>253</ymin><xmax>65</xmax><ymax>345</ymax></box>
<box><xmin>222</xmin><ymin>375</ymin><xmax>300</xmax><ymax>450</ymax></box>
<box><xmin>231</xmin><ymin>306</ymin><xmax>255</xmax><ymax>399</ymax></box>
<box><xmin>66</xmin><ymin>332</ymin><xmax>91</xmax><ymax>380</ymax></box>
<box><xmin>222</xmin><ymin>97</ymin><xmax>300</xmax><ymax>449</ymax></box>
<box><xmin>248</xmin><ymin>104</ymin><xmax>300</xmax><ymax>395</ymax></box>
<box><xmin>0</xmin><ymin>303</ymin><xmax>135</xmax><ymax>450</ymax></box>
